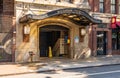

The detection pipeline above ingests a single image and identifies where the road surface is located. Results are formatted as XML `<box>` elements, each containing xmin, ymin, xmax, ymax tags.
<box><xmin>0</xmin><ymin>64</ymin><xmax>120</xmax><ymax>78</ymax></box>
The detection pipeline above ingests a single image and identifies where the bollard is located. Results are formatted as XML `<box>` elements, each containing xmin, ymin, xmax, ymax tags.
<box><xmin>49</xmin><ymin>46</ymin><xmax>52</xmax><ymax>58</ymax></box>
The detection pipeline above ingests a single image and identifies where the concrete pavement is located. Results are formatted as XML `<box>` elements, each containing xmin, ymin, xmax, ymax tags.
<box><xmin>0</xmin><ymin>55</ymin><xmax>120</xmax><ymax>76</ymax></box>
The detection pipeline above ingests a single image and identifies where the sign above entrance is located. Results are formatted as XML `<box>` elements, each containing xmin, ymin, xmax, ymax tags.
<box><xmin>19</xmin><ymin>8</ymin><xmax>102</xmax><ymax>24</ymax></box>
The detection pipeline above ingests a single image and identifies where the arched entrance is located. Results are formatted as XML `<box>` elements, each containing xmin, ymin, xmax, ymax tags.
<box><xmin>39</xmin><ymin>25</ymin><xmax>70</xmax><ymax>57</ymax></box>
<box><xmin>18</xmin><ymin>8</ymin><xmax>102</xmax><ymax>62</ymax></box>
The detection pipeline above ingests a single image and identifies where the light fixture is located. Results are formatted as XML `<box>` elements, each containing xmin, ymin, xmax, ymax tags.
<box><xmin>81</xmin><ymin>28</ymin><xmax>86</xmax><ymax>36</ymax></box>
<box><xmin>24</xmin><ymin>24</ymin><xmax>30</xmax><ymax>34</ymax></box>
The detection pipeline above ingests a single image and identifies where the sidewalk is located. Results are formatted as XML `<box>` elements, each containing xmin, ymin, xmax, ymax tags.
<box><xmin>0</xmin><ymin>55</ymin><xmax>120</xmax><ymax>76</ymax></box>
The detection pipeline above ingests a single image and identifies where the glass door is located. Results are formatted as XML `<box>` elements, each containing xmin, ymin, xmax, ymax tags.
<box><xmin>97</xmin><ymin>31</ymin><xmax>107</xmax><ymax>55</ymax></box>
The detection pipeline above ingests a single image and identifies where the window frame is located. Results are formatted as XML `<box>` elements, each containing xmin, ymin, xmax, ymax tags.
<box><xmin>99</xmin><ymin>0</ymin><xmax>104</xmax><ymax>13</ymax></box>
<box><xmin>110</xmin><ymin>0</ymin><xmax>116</xmax><ymax>14</ymax></box>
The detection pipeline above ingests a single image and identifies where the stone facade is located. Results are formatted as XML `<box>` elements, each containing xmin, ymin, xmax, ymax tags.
<box><xmin>15</xmin><ymin>0</ymin><xmax>94</xmax><ymax>62</ymax></box>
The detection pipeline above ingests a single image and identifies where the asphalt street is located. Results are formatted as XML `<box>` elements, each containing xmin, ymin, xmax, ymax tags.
<box><xmin>0</xmin><ymin>64</ymin><xmax>120</xmax><ymax>78</ymax></box>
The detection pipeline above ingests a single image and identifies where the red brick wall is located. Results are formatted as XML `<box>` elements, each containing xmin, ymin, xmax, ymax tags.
<box><xmin>88</xmin><ymin>0</ymin><xmax>99</xmax><ymax>12</ymax></box>
<box><xmin>88</xmin><ymin>0</ymin><xmax>94</xmax><ymax>12</ymax></box>
<box><xmin>88</xmin><ymin>0</ymin><xmax>120</xmax><ymax>14</ymax></box>
<box><xmin>3</xmin><ymin>0</ymin><xmax>14</xmax><ymax>15</ymax></box>
<box><xmin>93</xmin><ymin>0</ymin><xmax>99</xmax><ymax>12</ymax></box>
<box><xmin>104</xmin><ymin>0</ymin><xmax>110</xmax><ymax>13</ymax></box>
<box><xmin>1</xmin><ymin>15</ymin><xmax>13</xmax><ymax>32</ymax></box>
<box><xmin>0</xmin><ymin>0</ymin><xmax>14</xmax><ymax>32</ymax></box>
<box><xmin>116</xmin><ymin>0</ymin><xmax>119</xmax><ymax>14</ymax></box>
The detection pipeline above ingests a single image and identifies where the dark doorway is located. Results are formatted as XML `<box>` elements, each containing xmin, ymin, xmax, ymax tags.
<box><xmin>39</xmin><ymin>25</ymin><xmax>69</xmax><ymax>57</ymax></box>
<box><xmin>39</xmin><ymin>31</ymin><xmax>60</xmax><ymax>57</ymax></box>
<box><xmin>97</xmin><ymin>31</ymin><xmax>107</xmax><ymax>55</ymax></box>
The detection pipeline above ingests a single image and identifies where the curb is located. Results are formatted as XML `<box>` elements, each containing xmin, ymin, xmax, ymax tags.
<box><xmin>0</xmin><ymin>71</ymin><xmax>35</xmax><ymax>77</ymax></box>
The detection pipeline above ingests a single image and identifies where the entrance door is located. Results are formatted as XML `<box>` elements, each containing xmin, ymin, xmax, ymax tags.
<box><xmin>39</xmin><ymin>32</ymin><xmax>49</xmax><ymax>57</ymax></box>
<box><xmin>39</xmin><ymin>31</ymin><xmax>60</xmax><ymax>57</ymax></box>
<box><xmin>97</xmin><ymin>31</ymin><xmax>107</xmax><ymax>55</ymax></box>
<box><xmin>39</xmin><ymin>25</ymin><xmax>69</xmax><ymax>57</ymax></box>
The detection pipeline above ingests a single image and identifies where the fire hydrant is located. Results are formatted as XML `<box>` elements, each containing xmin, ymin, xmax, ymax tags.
<box><xmin>29</xmin><ymin>51</ymin><xmax>35</xmax><ymax>62</ymax></box>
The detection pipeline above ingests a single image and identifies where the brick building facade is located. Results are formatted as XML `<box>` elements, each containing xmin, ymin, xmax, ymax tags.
<box><xmin>89</xmin><ymin>0</ymin><xmax>120</xmax><ymax>55</ymax></box>
<box><xmin>0</xmin><ymin>0</ymin><xmax>14</xmax><ymax>62</ymax></box>
<box><xmin>0</xmin><ymin>0</ymin><xmax>120</xmax><ymax>62</ymax></box>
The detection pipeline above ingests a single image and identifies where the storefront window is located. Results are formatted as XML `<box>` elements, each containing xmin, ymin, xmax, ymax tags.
<box><xmin>112</xmin><ymin>29</ymin><xmax>120</xmax><ymax>50</ymax></box>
